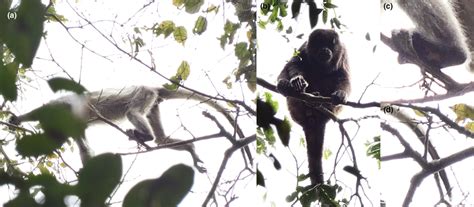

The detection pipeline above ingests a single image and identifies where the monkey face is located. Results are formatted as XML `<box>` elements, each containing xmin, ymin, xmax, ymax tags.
<box><xmin>306</xmin><ymin>29</ymin><xmax>343</xmax><ymax>70</ymax></box>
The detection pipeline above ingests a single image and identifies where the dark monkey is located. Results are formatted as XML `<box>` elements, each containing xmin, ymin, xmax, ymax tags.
<box><xmin>391</xmin><ymin>0</ymin><xmax>470</xmax><ymax>69</ymax></box>
<box><xmin>277</xmin><ymin>29</ymin><xmax>351</xmax><ymax>185</ymax></box>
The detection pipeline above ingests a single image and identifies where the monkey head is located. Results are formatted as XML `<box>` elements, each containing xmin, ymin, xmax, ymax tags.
<box><xmin>306</xmin><ymin>29</ymin><xmax>345</xmax><ymax>71</ymax></box>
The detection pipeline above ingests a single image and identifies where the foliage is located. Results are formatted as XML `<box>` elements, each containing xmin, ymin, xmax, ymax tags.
<box><xmin>365</xmin><ymin>136</ymin><xmax>381</xmax><ymax>169</ymax></box>
<box><xmin>123</xmin><ymin>164</ymin><xmax>194</xmax><ymax>207</ymax></box>
<box><xmin>256</xmin><ymin>92</ymin><xmax>291</xmax><ymax>153</ymax></box>
<box><xmin>0</xmin><ymin>0</ymin><xmax>44</xmax><ymax>67</ymax></box>
<box><xmin>258</xmin><ymin>0</ymin><xmax>344</xmax><ymax>31</ymax></box>
<box><xmin>450</xmin><ymin>103</ymin><xmax>474</xmax><ymax>132</ymax></box>
<box><xmin>0</xmin><ymin>153</ymin><xmax>121</xmax><ymax>207</ymax></box>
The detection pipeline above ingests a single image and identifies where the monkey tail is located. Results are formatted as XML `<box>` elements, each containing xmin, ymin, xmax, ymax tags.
<box><xmin>156</xmin><ymin>88</ymin><xmax>242</xmax><ymax>136</ymax></box>
<box><xmin>304</xmin><ymin>121</ymin><xmax>326</xmax><ymax>185</ymax></box>
<box><xmin>157</xmin><ymin>87</ymin><xmax>253</xmax><ymax>164</ymax></box>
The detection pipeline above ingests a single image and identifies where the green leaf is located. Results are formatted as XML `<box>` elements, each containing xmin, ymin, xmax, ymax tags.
<box><xmin>219</xmin><ymin>20</ymin><xmax>240</xmax><ymax>49</ymax></box>
<box><xmin>0</xmin><ymin>0</ymin><xmax>45</xmax><ymax>67</ymax></box>
<box><xmin>123</xmin><ymin>164</ymin><xmax>194</xmax><ymax>207</ymax></box>
<box><xmin>263</xmin><ymin>127</ymin><xmax>276</xmax><ymax>145</ymax></box>
<box><xmin>173</xmin><ymin>26</ymin><xmax>187</xmax><ymax>45</ymax></box>
<box><xmin>27</xmin><ymin>174</ymin><xmax>75</xmax><ymax>207</ymax></box>
<box><xmin>28</xmin><ymin>104</ymin><xmax>87</xmax><ymax>139</ymax></box>
<box><xmin>331</xmin><ymin>17</ymin><xmax>341</xmax><ymax>29</ymax></box>
<box><xmin>245</xmin><ymin>68</ymin><xmax>256</xmax><ymax>92</ymax></box>
<box><xmin>323</xmin><ymin>148</ymin><xmax>332</xmax><ymax>160</ymax></box>
<box><xmin>276</xmin><ymin>117</ymin><xmax>291</xmax><ymax>146</ymax></box>
<box><xmin>465</xmin><ymin>122</ymin><xmax>474</xmax><ymax>133</ymax></box>
<box><xmin>279</xmin><ymin>4</ymin><xmax>288</xmax><ymax>17</ymax></box>
<box><xmin>257</xmin><ymin>98</ymin><xmax>276</xmax><ymax>128</ymax></box>
<box><xmin>48</xmin><ymin>77</ymin><xmax>87</xmax><ymax>94</ymax></box>
<box><xmin>256</xmin><ymin>133</ymin><xmax>267</xmax><ymax>154</ymax></box>
<box><xmin>324</xmin><ymin>2</ymin><xmax>338</xmax><ymax>8</ymax></box>
<box><xmin>163</xmin><ymin>61</ymin><xmax>191</xmax><ymax>90</ymax></box>
<box><xmin>78</xmin><ymin>153</ymin><xmax>122</xmax><ymax>206</ymax></box>
<box><xmin>322</xmin><ymin>9</ymin><xmax>328</xmax><ymax>23</ymax></box>
<box><xmin>450</xmin><ymin>103</ymin><xmax>474</xmax><ymax>123</ymax></box>
<box><xmin>4</xmin><ymin>192</ymin><xmax>40</xmax><ymax>207</ymax></box>
<box><xmin>193</xmin><ymin>16</ymin><xmax>207</xmax><ymax>35</ymax></box>
<box><xmin>257</xmin><ymin>169</ymin><xmax>265</xmax><ymax>187</ymax></box>
<box><xmin>173</xmin><ymin>0</ymin><xmax>185</xmax><ymax>7</ymax></box>
<box><xmin>163</xmin><ymin>76</ymin><xmax>180</xmax><ymax>91</ymax></box>
<box><xmin>257</xmin><ymin>20</ymin><xmax>267</xmax><ymax>29</ymax></box>
<box><xmin>234</xmin><ymin>42</ymin><xmax>250</xmax><ymax>59</ymax></box>
<box><xmin>277</xmin><ymin>20</ymin><xmax>284</xmax><ymax>31</ymax></box>
<box><xmin>16</xmin><ymin>134</ymin><xmax>62</xmax><ymax>157</ymax></box>
<box><xmin>223</xmin><ymin>76</ymin><xmax>232</xmax><ymax>89</ymax></box>
<box><xmin>154</xmin><ymin>21</ymin><xmax>176</xmax><ymax>38</ymax></box>
<box><xmin>176</xmin><ymin>61</ymin><xmax>191</xmax><ymax>80</ymax></box>
<box><xmin>204</xmin><ymin>4</ymin><xmax>219</xmax><ymax>13</ymax></box>
<box><xmin>45</xmin><ymin>5</ymin><xmax>67</xmax><ymax>22</ymax></box>
<box><xmin>184</xmin><ymin>0</ymin><xmax>204</xmax><ymax>14</ymax></box>
<box><xmin>263</xmin><ymin>92</ymin><xmax>278</xmax><ymax>112</ymax></box>
<box><xmin>0</xmin><ymin>61</ymin><xmax>18</xmax><ymax>101</ymax></box>
<box><xmin>218</xmin><ymin>35</ymin><xmax>227</xmax><ymax>49</ymax></box>
<box><xmin>269</xmin><ymin>6</ymin><xmax>279</xmax><ymax>23</ymax></box>
<box><xmin>286</xmin><ymin>191</ymin><xmax>298</xmax><ymax>202</ymax></box>
<box><xmin>366</xmin><ymin>136</ymin><xmax>381</xmax><ymax>169</ymax></box>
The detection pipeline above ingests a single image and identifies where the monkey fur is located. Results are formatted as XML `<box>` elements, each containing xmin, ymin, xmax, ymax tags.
<box><xmin>277</xmin><ymin>29</ymin><xmax>351</xmax><ymax>185</ymax></box>
<box><xmin>392</xmin><ymin>0</ymin><xmax>470</xmax><ymax>69</ymax></box>
<box><xmin>10</xmin><ymin>86</ymin><xmax>246</xmax><ymax>173</ymax></box>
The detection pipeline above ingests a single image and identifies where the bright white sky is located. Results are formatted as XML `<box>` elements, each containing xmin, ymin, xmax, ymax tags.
<box><xmin>1</xmin><ymin>0</ymin><xmax>256</xmax><ymax>206</ymax></box>
<box><xmin>257</xmin><ymin>0</ymin><xmax>473</xmax><ymax>206</ymax></box>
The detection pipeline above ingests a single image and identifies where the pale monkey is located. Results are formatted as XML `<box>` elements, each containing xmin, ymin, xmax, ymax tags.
<box><xmin>10</xmin><ymin>86</ymin><xmax>245</xmax><ymax>173</ymax></box>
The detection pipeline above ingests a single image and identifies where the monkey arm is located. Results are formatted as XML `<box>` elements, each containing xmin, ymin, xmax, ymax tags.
<box><xmin>277</xmin><ymin>59</ymin><xmax>309</xmax><ymax>96</ymax></box>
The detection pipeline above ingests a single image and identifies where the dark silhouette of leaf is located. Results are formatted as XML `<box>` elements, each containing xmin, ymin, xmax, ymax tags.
<box><xmin>291</xmin><ymin>0</ymin><xmax>303</xmax><ymax>18</ymax></box>
<box><xmin>308</xmin><ymin>0</ymin><xmax>323</xmax><ymax>28</ymax></box>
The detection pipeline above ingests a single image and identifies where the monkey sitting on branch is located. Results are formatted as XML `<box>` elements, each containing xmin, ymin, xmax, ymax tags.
<box><xmin>9</xmin><ymin>86</ymin><xmax>245</xmax><ymax>173</ymax></box>
<box><xmin>277</xmin><ymin>29</ymin><xmax>351</xmax><ymax>185</ymax></box>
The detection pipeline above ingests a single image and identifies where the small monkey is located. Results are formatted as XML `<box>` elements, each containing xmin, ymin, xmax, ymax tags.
<box><xmin>277</xmin><ymin>29</ymin><xmax>351</xmax><ymax>185</ymax></box>
<box><xmin>10</xmin><ymin>86</ymin><xmax>244</xmax><ymax>173</ymax></box>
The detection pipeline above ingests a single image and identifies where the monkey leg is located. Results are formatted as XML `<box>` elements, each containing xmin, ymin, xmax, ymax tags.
<box><xmin>391</xmin><ymin>29</ymin><xmax>467</xmax><ymax>69</ymax></box>
<box><xmin>147</xmin><ymin>99</ymin><xmax>206</xmax><ymax>173</ymax></box>
<box><xmin>411</xmin><ymin>32</ymin><xmax>467</xmax><ymax>68</ymax></box>
<box><xmin>303</xmin><ymin>117</ymin><xmax>328</xmax><ymax>185</ymax></box>
<box><xmin>162</xmin><ymin>137</ymin><xmax>206</xmax><ymax>173</ymax></box>
<box><xmin>125</xmin><ymin>87</ymin><xmax>158</xmax><ymax>142</ymax></box>
<box><xmin>77</xmin><ymin>137</ymin><xmax>93</xmax><ymax>164</ymax></box>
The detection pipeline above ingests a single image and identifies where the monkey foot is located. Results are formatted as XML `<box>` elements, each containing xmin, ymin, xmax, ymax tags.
<box><xmin>195</xmin><ymin>164</ymin><xmax>207</xmax><ymax>173</ymax></box>
<box><xmin>126</xmin><ymin>129</ymin><xmax>153</xmax><ymax>142</ymax></box>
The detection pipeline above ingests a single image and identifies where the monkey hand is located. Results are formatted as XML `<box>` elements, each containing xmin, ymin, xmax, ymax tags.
<box><xmin>331</xmin><ymin>90</ymin><xmax>348</xmax><ymax>104</ymax></box>
<box><xmin>196</xmin><ymin>163</ymin><xmax>207</xmax><ymax>173</ymax></box>
<box><xmin>391</xmin><ymin>29</ymin><xmax>417</xmax><ymax>65</ymax></box>
<box><xmin>290</xmin><ymin>75</ymin><xmax>308</xmax><ymax>93</ymax></box>
<box><xmin>192</xmin><ymin>155</ymin><xmax>207</xmax><ymax>173</ymax></box>
<box><xmin>7</xmin><ymin>115</ymin><xmax>20</xmax><ymax>131</ymax></box>
<box><xmin>8</xmin><ymin>115</ymin><xmax>20</xmax><ymax>125</ymax></box>
<box><xmin>277</xmin><ymin>79</ymin><xmax>296</xmax><ymax>96</ymax></box>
